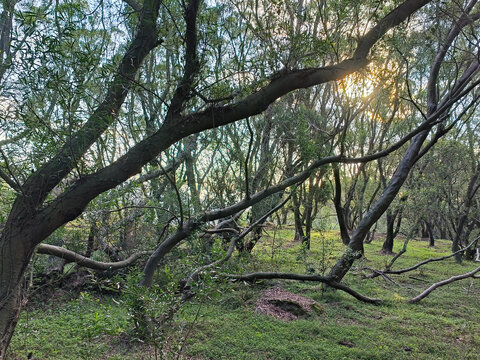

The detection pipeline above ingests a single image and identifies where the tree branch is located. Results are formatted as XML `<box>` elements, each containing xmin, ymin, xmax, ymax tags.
<box><xmin>181</xmin><ymin>195</ymin><xmax>292</xmax><ymax>300</ymax></box>
<box><xmin>367</xmin><ymin>237</ymin><xmax>480</xmax><ymax>278</ymax></box>
<box><xmin>220</xmin><ymin>272</ymin><xmax>382</xmax><ymax>304</ymax></box>
<box><xmin>36</xmin><ymin>244</ymin><xmax>149</xmax><ymax>271</ymax></box>
<box><xmin>15</xmin><ymin>0</ymin><xmax>163</xmax><ymax>208</ymax></box>
<box><xmin>166</xmin><ymin>0</ymin><xmax>201</xmax><ymax>118</ymax></box>
<box><xmin>123</xmin><ymin>0</ymin><xmax>142</xmax><ymax>12</ymax></box>
<box><xmin>31</xmin><ymin>0</ymin><xmax>433</xmax><ymax>248</ymax></box>
<box><xmin>0</xmin><ymin>167</ymin><xmax>19</xmax><ymax>192</ymax></box>
<box><xmin>409</xmin><ymin>265</ymin><xmax>480</xmax><ymax>303</ymax></box>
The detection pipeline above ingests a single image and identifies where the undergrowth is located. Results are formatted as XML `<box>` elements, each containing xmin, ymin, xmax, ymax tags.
<box><xmin>9</xmin><ymin>230</ymin><xmax>480</xmax><ymax>359</ymax></box>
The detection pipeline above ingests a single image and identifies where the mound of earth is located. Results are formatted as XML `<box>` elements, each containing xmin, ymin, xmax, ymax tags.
<box><xmin>255</xmin><ymin>286</ymin><xmax>323</xmax><ymax>321</ymax></box>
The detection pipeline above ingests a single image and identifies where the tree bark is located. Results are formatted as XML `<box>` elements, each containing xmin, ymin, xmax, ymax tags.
<box><xmin>452</xmin><ymin>165</ymin><xmax>480</xmax><ymax>262</ymax></box>
<box><xmin>333</xmin><ymin>166</ymin><xmax>351</xmax><ymax>245</ymax></box>
<box><xmin>329</xmin><ymin>130</ymin><xmax>430</xmax><ymax>282</ymax></box>
<box><xmin>0</xmin><ymin>284</ymin><xmax>24</xmax><ymax>359</ymax></box>
<box><xmin>0</xmin><ymin>225</ymin><xmax>33</xmax><ymax>357</ymax></box>
<box><xmin>381</xmin><ymin>199</ymin><xmax>404</xmax><ymax>253</ymax></box>
<box><xmin>426</xmin><ymin>221</ymin><xmax>435</xmax><ymax>247</ymax></box>
<box><xmin>382</xmin><ymin>210</ymin><xmax>396</xmax><ymax>254</ymax></box>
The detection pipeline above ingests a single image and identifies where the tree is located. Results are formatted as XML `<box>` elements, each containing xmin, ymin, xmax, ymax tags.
<box><xmin>3</xmin><ymin>0</ymin><xmax>479</xmax><ymax>355</ymax></box>
<box><xmin>329</xmin><ymin>0</ymin><xmax>480</xmax><ymax>282</ymax></box>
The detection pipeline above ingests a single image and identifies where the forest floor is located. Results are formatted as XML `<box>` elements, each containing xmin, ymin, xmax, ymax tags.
<box><xmin>8</xmin><ymin>229</ymin><xmax>480</xmax><ymax>359</ymax></box>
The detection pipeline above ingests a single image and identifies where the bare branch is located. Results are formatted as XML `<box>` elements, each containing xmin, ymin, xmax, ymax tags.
<box><xmin>166</xmin><ymin>0</ymin><xmax>201</xmax><ymax>118</ymax></box>
<box><xmin>0</xmin><ymin>149</ymin><xmax>21</xmax><ymax>192</ymax></box>
<box><xmin>368</xmin><ymin>237</ymin><xmax>480</xmax><ymax>278</ymax></box>
<box><xmin>410</xmin><ymin>265</ymin><xmax>480</xmax><ymax>303</ymax></box>
<box><xmin>0</xmin><ymin>167</ymin><xmax>19</xmax><ymax>192</ymax></box>
<box><xmin>203</xmin><ymin>228</ymin><xmax>240</xmax><ymax>234</ymax></box>
<box><xmin>36</xmin><ymin>244</ymin><xmax>149</xmax><ymax>271</ymax></box>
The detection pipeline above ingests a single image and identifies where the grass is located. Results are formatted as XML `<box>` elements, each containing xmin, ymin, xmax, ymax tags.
<box><xmin>9</xmin><ymin>230</ymin><xmax>480</xmax><ymax>359</ymax></box>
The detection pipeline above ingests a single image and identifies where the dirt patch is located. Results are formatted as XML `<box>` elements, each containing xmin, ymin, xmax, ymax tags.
<box><xmin>255</xmin><ymin>286</ymin><xmax>322</xmax><ymax>321</ymax></box>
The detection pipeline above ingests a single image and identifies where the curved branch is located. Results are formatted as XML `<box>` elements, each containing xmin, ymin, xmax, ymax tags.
<box><xmin>220</xmin><ymin>272</ymin><xmax>382</xmax><ymax>304</ymax></box>
<box><xmin>368</xmin><ymin>237</ymin><xmax>480</xmax><ymax>278</ymax></box>
<box><xmin>427</xmin><ymin>6</ymin><xmax>480</xmax><ymax>112</ymax></box>
<box><xmin>409</xmin><ymin>265</ymin><xmax>480</xmax><ymax>303</ymax></box>
<box><xmin>16</xmin><ymin>0</ymin><xmax>163</xmax><ymax>208</ymax></box>
<box><xmin>33</xmin><ymin>0</ymin><xmax>433</xmax><ymax>246</ymax></box>
<box><xmin>36</xmin><ymin>244</ymin><xmax>149</xmax><ymax>271</ymax></box>
<box><xmin>166</xmin><ymin>0</ymin><xmax>201</xmax><ymax>117</ymax></box>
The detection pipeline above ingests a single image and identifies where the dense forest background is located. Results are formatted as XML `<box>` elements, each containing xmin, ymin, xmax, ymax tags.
<box><xmin>1</xmin><ymin>0</ymin><xmax>480</xmax><ymax>358</ymax></box>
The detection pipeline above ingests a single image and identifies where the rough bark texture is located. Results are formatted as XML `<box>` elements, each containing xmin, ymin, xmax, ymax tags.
<box><xmin>0</xmin><ymin>284</ymin><xmax>23</xmax><ymax>359</ymax></box>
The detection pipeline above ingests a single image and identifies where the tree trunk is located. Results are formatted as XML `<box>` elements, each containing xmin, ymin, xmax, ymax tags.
<box><xmin>381</xmin><ymin>200</ymin><xmax>404</xmax><ymax>253</ymax></box>
<box><xmin>184</xmin><ymin>136</ymin><xmax>200</xmax><ymax>213</ymax></box>
<box><xmin>426</xmin><ymin>221</ymin><xmax>435</xmax><ymax>247</ymax></box>
<box><xmin>452</xmin><ymin>164</ymin><xmax>480</xmax><ymax>262</ymax></box>
<box><xmin>333</xmin><ymin>167</ymin><xmax>351</xmax><ymax>245</ymax></box>
<box><xmin>329</xmin><ymin>129</ymin><xmax>430</xmax><ymax>283</ymax></box>
<box><xmin>0</xmin><ymin>284</ymin><xmax>24</xmax><ymax>358</ymax></box>
<box><xmin>292</xmin><ymin>191</ymin><xmax>305</xmax><ymax>243</ymax></box>
<box><xmin>294</xmin><ymin>206</ymin><xmax>305</xmax><ymax>243</ymax></box>
<box><xmin>0</xmin><ymin>223</ymin><xmax>35</xmax><ymax>355</ymax></box>
<box><xmin>364</xmin><ymin>223</ymin><xmax>377</xmax><ymax>244</ymax></box>
<box><xmin>381</xmin><ymin>210</ymin><xmax>396</xmax><ymax>253</ymax></box>
<box><xmin>244</xmin><ymin>226</ymin><xmax>261</xmax><ymax>252</ymax></box>
<box><xmin>421</xmin><ymin>222</ymin><xmax>429</xmax><ymax>239</ymax></box>
<box><xmin>304</xmin><ymin>203</ymin><xmax>312</xmax><ymax>250</ymax></box>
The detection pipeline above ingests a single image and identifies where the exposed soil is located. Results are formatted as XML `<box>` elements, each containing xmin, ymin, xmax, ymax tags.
<box><xmin>255</xmin><ymin>286</ymin><xmax>322</xmax><ymax>321</ymax></box>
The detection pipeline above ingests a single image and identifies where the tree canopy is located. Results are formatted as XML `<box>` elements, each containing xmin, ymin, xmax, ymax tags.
<box><xmin>1</xmin><ymin>0</ymin><xmax>480</xmax><ymax>355</ymax></box>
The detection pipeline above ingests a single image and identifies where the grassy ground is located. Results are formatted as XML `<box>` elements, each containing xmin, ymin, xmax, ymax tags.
<box><xmin>9</xmin><ymin>230</ymin><xmax>480</xmax><ymax>359</ymax></box>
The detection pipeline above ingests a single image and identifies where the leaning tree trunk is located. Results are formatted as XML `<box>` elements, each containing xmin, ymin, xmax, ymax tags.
<box><xmin>292</xmin><ymin>191</ymin><xmax>306</xmax><ymax>243</ymax></box>
<box><xmin>0</xmin><ymin>223</ymin><xmax>36</xmax><ymax>356</ymax></box>
<box><xmin>0</xmin><ymin>284</ymin><xmax>24</xmax><ymax>358</ymax></box>
<box><xmin>329</xmin><ymin>129</ymin><xmax>430</xmax><ymax>283</ymax></box>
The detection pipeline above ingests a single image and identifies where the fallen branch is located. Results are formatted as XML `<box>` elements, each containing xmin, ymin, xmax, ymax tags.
<box><xmin>36</xmin><ymin>244</ymin><xmax>150</xmax><ymax>270</ymax></box>
<box><xmin>220</xmin><ymin>272</ymin><xmax>382</xmax><ymax>304</ymax></box>
<box><xmin>409</xmin><ymin>265</ymin><xmax>480</xmax><ymax>303</ymax></box>
<box><xmin>367</xmin><ymin>237</ymin><xmax>480</xmax><ymax>278</ymax></box>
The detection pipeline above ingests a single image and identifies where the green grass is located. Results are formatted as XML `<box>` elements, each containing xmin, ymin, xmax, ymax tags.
<box><xmin>9</xmin><ymin>231</ymin><xmax>480</xmax><ymax>359</ymax></box>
